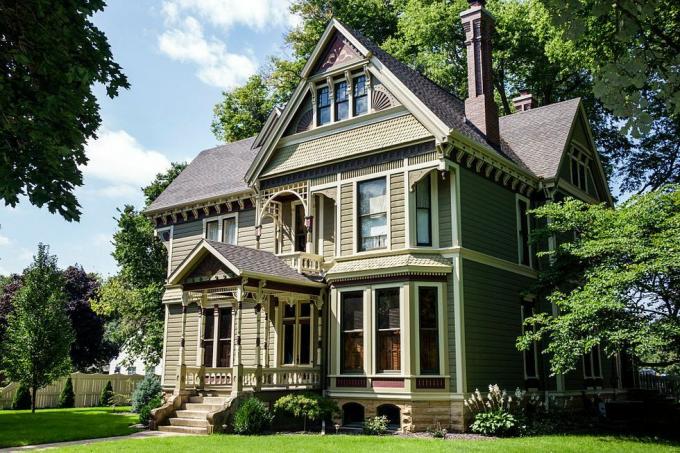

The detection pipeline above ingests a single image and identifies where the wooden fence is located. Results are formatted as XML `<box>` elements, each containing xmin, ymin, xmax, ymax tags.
<box><xmin>0</xmin><ymin>373</ymin><xmax>144</xmax><ymax>409</ymax></box>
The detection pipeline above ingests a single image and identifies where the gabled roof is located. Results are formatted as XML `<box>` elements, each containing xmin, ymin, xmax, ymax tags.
<box><xmin>499</xmin><ymin>98</ymin><xmax>581</xmax><ymax>179</ymax></box>
<box><xmin>168</xmin><ymin>239</ymin><xmax>322</xmax><ymax>286</ymax></box>
<box><xmin>145</xmin><ymin>137</ymin><xmax>258</xmax><ymax>214</ymax></box>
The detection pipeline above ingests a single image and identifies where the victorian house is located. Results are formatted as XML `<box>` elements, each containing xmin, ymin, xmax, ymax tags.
<box><xmin>147</xmin><ymin>1</ymin><xmax>619</xmax><ymax>434</ymax></box>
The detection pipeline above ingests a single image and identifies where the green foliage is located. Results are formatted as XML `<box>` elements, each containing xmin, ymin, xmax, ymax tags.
<box><xmin>0</xmin><ymin>244</ymin><xmax>74</xmax><ymax>412</ymax></box>
<box><xmin>99</xmin><ymin>381</ymin><xmax>114</xmax><ymax>407</ymax></box>
<box><xmin>58</xmin><ymin>377</ymin><xmax>75</xmax><ymax>408</ymax></box>
<box><xmin>274</xmin><ymin>393</ymin><xmax>338</xmax><ymax>431</ymax></box>
<box><xmin>427</xmin><ymin>420</ymin><xmax>448</xmax><ymax>438</ymax></box>
<box><xmin>138</xmin><ymin>395</ymin><xmax>163</xmax><ymax>426</ymax></box>
<box><xmin>518</xmin><ymin>185</ymin><xmax>680</xmax><ymax>374</ymax></box>
<box><xmin>211</xmin><ymin>75</ymin><xmax>277</xmax><ymax>142</ymax></box>
<box><xmin>470</xmin><ymin>411</ymin><xmax>519</xmax><ymax>437</ymax></box>
<box><xmin>363</xmin><ymin>415</ymin><xmax>389</xmax><ymax>435</ymax></box>
<box><xmin>233</xmin><ymin>397</ymin><xmax>273</xmax><ymax>434</ymax></box>
<box><xmin>0</xmin><ymin>0</ymin><xmax>128</xmax><ymax>221</ymax></box>
<box><xmin>12</xmin><ymin>383</ymin><xmax>32</xmax><ymax>410</ymax></box>
<box><xmin>131</xmin><ymin>373</ymin><xmax>162</xmax><ymax>414</ymax></box>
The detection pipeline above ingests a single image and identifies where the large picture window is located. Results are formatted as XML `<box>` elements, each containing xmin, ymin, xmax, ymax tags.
<box><xmin>415</xmin><ymin>176</ymin><xmax>432</xmax><ymax>246</ymax></box>
<box><xmin>418</xmin><ymin>286</ymin><xmax>440</xmax><ymax>374</ymax></box>
<box><xmin>317</xmin><ymin>86</ymin><xmax>331</xmax><ymax>126</ymax></box>
<box><xmin>341</xmin><ymin>291</ymin><xmax>364</xmax><ymax>373</ymax></box>
<box><xmin>376</xmin><ymin>288</ymin><xmax>400</xmax><ymax>372</ymax></box>
<box><xmin>358</xmin><ymin>177</ymin><xmax>387</xmax><ymax>251</ymax></box>
<box><xmin>335</xmin><ymin>81</ymin><xmax>349</xmax><ymax>121</ymax></box>
<box><xmin>353</xmin><ymin>75</ymin><xmax>368</xmax><ymax>116</ymax></box>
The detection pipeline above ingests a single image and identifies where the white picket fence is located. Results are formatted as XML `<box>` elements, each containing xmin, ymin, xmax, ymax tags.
<box><xmin>0</xmin><ymin>372</ymin><xmax>144</xmax><ymax>409</ymax></box>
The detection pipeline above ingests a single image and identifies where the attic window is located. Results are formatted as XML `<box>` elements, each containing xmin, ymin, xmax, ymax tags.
<box><xmin>335</xmin><ymin>81</ymin><xmax>349</xmax><ymax>121</ymax></box>
<box><xmin>317</xmin><ymin>86</ymin><xmax>331</xmax><ymax>126</ymax></box>
<box><xmin>569</xmin><ymin>148</ymin><xmax>589</xmax><ymax>192</ymax></box>
<box><xmin>353</xmin><ymin>75</ymin><xmax>368</xmax><ymax>116</ymax></box>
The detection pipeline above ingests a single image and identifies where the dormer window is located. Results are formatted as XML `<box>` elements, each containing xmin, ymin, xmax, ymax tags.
<box><xmin>569</xmin><ymin>148</ymin><xmax>589</xmax><ymax>192</ymax></box>
<box><xmin>335</xmin><ymin>81</ymin><xmax>349</xmax><ymax>121</ymax></box>
<box><xmin>317</xmin><ymin>86</ymin><xmax>331</xmax><ymax>126</ymax></box>
<box><xmin>353</xmin><ymin>75</ymin><xmax>368</xmax><ymax>116</ymax></box>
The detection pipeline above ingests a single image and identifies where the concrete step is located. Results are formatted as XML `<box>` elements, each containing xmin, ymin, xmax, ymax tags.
<box><xmin>169</xmin><ymin>417</ymin><xmax>210</xmax><ymax>428</ymax></box>
<box><xmin>159</xmin><ymin>425</ymin><xmax>208</xmax><ymax>435</ymax></box>
<box><xmin>200</xmin><ymin>396</ymin><xmax>227</xmax><ymax>405</ymax></box>
<box><xmin>184</xmin><ymin>403</ymin><xmax>222</xmax><ymax>412</ymax></box>
<box><xmin>176</xmin><ymin>410</ymin><xmax>209</xmax><ymax>419</ymax></box>
<box><xmin>188</xmin><ymin>396</ymin><xmax>204</xmax><ymax>404</ymax></box>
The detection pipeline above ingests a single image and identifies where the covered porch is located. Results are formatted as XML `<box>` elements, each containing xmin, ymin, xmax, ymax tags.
<box><xmin>165</xmin><ymin>240</ymin><xmax>327</xmax><ymax>396</ymax></box>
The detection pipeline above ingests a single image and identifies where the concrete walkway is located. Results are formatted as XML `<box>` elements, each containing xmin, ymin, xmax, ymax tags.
<box><xmin>0</xmin><ymin>430</ymin><xmax>191</xmax><ymax>452</ymax></box>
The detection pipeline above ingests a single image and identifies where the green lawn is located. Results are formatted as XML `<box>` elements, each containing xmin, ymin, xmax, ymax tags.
<box><xmin>54</xmin><ymin>433</ymin><xmax>680</xmax><ymax>452</ymax></box>
<box><xmin>0</xmin><ymin>406</ymin><xmax>138</xmax><ymax>448</ymax></box>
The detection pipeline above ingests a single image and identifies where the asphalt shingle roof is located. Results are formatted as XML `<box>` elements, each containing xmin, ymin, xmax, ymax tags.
<box><xmin>145</xmin><ymin>137</ymin><xmax>259</xmax><ymax>214</ymax></box>
<box><xmin>499</xmin><ymin>98</ymin><xmax>581</xmax><ymax>178</ymax></box>
<box><xmin>205</xmin><ymin>240</ymin><xmax>316</xmax><ymax>284</ymax></box>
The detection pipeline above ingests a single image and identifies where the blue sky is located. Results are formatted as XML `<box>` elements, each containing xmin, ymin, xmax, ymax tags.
<box><xmin>0</xmin><ymin>0</ymin><xmax>298</xmax><ymax>276</ymax></box>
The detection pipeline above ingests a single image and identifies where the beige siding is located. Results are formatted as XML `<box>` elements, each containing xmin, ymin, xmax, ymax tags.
<box><xmin>323</xmin><ymin>197</ymin><xmax>336</xmax><ymax>260</ymax></box>
<box><xmin>163</xmin><ymin>303</ymin><xmax>201</xmax><ymax>387</ymax></box>
<box><xmin>185</xmin><ymin>305</ymin><xmax>200</xmax><ymax>367</ymax></box>
<box><xmin>438</xmin><ymin>176</ymin><xmax>452</xmax><ymax>248</ymax></box>
<box><xmin>390</xmin><ymin>172</ymin><xmax>405</xmax><ymax>249</ymax></box>
<box><xmin>237</xmin><ymin>209</ymin><xmax>257</xmax><ymax>249</ymax></box>
<box><xmin>340</xmin><ymin>183</ymin><xmax>354</xmax><ymax>256</ymax></box>
<box><xmin>240</xmin><ymin>302</ymin><xmax>258</xmax><ymax>367</ymax></box>
<box><xmin>281</xmin><ymin>200</ymin><xmax>294</xmax><ymax>254</ymax></box>
<box><xmin>171</xmin><ymin>221</ymin><xmax>203</xmax><ymax>272</ymax></box>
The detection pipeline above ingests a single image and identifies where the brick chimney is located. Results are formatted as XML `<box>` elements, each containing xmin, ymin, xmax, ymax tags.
<box><xmin>512</xmin><ymin>89</ymin><xmax>535</xmax><ymax>112</ymax></box>
<box><xmin>460</xmin><ymin>0</ymin><xmax>499</xmax><ymax>146</ymax></box>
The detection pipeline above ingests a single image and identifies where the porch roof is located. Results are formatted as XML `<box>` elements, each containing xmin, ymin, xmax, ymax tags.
<box><xmin>167</xmin><ymin>239</ymin><xmax>325</xmax><ymax>288</ymax></box>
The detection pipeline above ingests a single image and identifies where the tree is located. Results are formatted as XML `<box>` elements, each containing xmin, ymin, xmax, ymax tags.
<box><xmin>59</xmin><ymin>376</ymin><xmax>75</xmax><ymax>408</ymax></box>
<box><xmin>63</xmin><ymin>266</ymin><xmax>118</xmax><ymax>371</ymax></box>
<box><xmin>143</xmin><ymin>162</ymin><xmax>187</xmax><ymax>206</ymax></box>
<box><xmin>0</xmin><ymin>274</ymin><xmax>21</xmax><ymax>347</ymax></box>
<box><xmin>0</xmin><ymin>244</ymin><xmax>74</xmax><ymax>413</ymax></box>
<box><xmin>99</xmin><ymin>380</ymin><xmax>113</xmax><ymax>407</ymax></box>
<box><xmin>0</xmin><ymin>0</ymin><xmax>129</xmax><ymax>221</ymax></box>
<box><xmin>517</xmin><ymin>186</ymin><xmax>680</xmax><ymax>375</ymax></box>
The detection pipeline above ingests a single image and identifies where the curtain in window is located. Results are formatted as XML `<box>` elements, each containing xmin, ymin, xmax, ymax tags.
<box><xmin>222</xmin><ymin>218</ymin><xmax>236</xmax><ymax>244</ymax></box>
<box><xmin>358</xmin><ymin>178</ymin><xmax>387</xmax><ymax>251</ymax></box>
<box><xmin>376</xmin><ymin>288</ymin><xmax>400</xmax><ymax>372</ymax></box>
<box><xmin>205</xmin><ymin>220</ymin><xmax>219</xmax><ymax>241</ymax></box>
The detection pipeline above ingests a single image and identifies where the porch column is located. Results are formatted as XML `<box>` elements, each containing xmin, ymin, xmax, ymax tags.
<box><xmin>174</xmin><ymin>292</ymin><xmax>188</xmax><ymax>394</ymax></box>
<box><xmin>212</xmin><ymin>304</ymin><xmax>219</xmax><ymax>368</ymax></box>
<box><xmin>255</xmin><ymin>303</ymin><xmax>263</xmax><ymax>391</ymax></box>
<box><xmin>305</xmin><ymin>183</ymin><xmax>314</xmax><ymax>253</ymax></box>
<box><xmin>197</xmin><ymin>292</ymin><xmax>207</xmax><ymax>389</ymax></box>
<box><xmin>231</xmin><ymin>288</ymin><xmax>244</xmax><ymax>396</ymax></box>
<box><xmin>264</xmin><ymin>298</ymin><xmax>271</xmax><ymax>369</ymax></box>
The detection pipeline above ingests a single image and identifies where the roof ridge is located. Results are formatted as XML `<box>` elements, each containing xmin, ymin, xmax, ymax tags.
<box><xmin>500</xmin><ymin>97</ymin><xmax>581</xmax><ymax>120</ymax></box>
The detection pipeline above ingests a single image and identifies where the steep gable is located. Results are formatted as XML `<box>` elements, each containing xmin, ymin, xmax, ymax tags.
<box><xmin>313</xmin><ymin>31</ymin><xmax>363</xmax><ymax>74</ymax></box>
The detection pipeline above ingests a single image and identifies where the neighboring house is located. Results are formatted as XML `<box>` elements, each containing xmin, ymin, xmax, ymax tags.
<box><xmin>105</xmin><ymin>352</ymin><xmax>162</xmax><ymax>377</ymax></box>
<box><xmin>146</xmin><ymin>3</ymin><xmax>625</xmax><ymax>433</ymax></box>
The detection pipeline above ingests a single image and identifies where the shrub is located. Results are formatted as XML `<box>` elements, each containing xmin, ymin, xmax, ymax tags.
<box><xmin>274</xmin><ymin>393</ymin><xmax>339</xmax><ymax>431</ymax></box>
<box><xmin>131</xmin><ymin>373</ymin><xmax>162</xmax><ymax>413</ymax></box>
<box><xmin>12</xmin><ymin>383</ymin><xmax>32</xmax><ymax>410</ymax></box>
<box><xmin>233</xmin><ymin>397</ymin><xmax>273</xmax><ymax>434</ymax></box>
<box><xmin>363</xmin><ymin>415</ymin><xmax>389</xmax><ymax>435</ymax></box>
<box><xmin>58</xmin><ymin>377</ymin><xmax>75</xmax><ymax>408</ymax></box>
<box><xmin>470</xmin><ymin>410</ymin><xmax>519</xmax><ymax>436</ymax></box>
<box><xmin>138</xmin><ymin>395</ymin><xmax>163</xmax><ymax>425</ymax></box>
<box><xmin>99</xmin><ymin>381</ymin><xmax>113</xmax><ymax>406</ymax></box>
<box><xmin>427</xmin><ymin>420</ymin><xmax>448</xmax><ymax>438</ymax></box>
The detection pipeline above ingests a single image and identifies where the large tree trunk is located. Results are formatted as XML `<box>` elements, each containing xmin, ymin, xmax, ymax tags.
<box><xmin>31</xmin><ymin>386</ymin><xmax>36</xmax><ymax>414</ymax></box>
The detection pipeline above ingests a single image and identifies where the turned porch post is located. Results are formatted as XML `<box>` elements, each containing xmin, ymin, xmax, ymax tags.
<box><xmin>231</xmin><ymin>287</ymin><xmax>244</xmax><ymax>396</ymax></box>
<box><xmin>255</xmin><ymin>302</ymin><xmax>263</xmax><ymax>391</ymax></box>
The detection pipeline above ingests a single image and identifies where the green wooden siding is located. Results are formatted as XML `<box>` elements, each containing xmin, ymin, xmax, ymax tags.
<box><xmin>340</xmin><ymin>183</ymin><xmax>353</xmax><ymax>255</ymax></box>
<box><xmin>438</xmin><ymin>175</ymin><xmax>452</xmax><ymax>248</ymax></box>
<box><xmin>463</xmin><ymin>259</ymin><xmax>533</xmax><ymax>392</ymax></box>
<box><xmin>460</xmin><ymin>168</ymin><xmax>518</xmax><ymax>262</ymax></box>
<box><xmin>446</xmin><ymin>271</ymin><xmax>457</xmax><ymax>391</ymax></box>
<box><xmin>390</xmin><ymin>172</ymin><xmax>405</xmax><ymax>249</ymax></box>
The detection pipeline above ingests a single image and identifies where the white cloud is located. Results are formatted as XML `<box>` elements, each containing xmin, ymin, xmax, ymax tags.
<box><xmin>0</xmin><ymin>234</ymin><xmax>10</xmax><ymax>246</ymax></box>
<box><xmin>161</xmin><ymin>0</ymin><xmax>298</xmax><ymax>31</ymax></box>
<box><xmin>92</xmin><ymin>233</ymin><xmax>113</xmax><ymax>249</ymax></box>
<box><xmin>158</xmin><ymin>16</ymin><xmax>257</xmax><ymax>89</ymax></box>
<box><xmin>83</xmin><ymin>128</ymin><xmax>171</xmax><ymax>196</ymax></box>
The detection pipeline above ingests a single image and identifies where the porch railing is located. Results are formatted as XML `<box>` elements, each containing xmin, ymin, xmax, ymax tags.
<box><xmin>181</xmin><ymin>365</ymin><xmax>320</xmax><ymax>392</ymax></box>
<box><xmin>278</xmin><ymin>252</ymin><xmax>324</xmax><ymax>275</ymax></box>
<box><xmin>638</xmin><ymin>372</ymin><xmax>680</xmax><ymax>399</ymax></box>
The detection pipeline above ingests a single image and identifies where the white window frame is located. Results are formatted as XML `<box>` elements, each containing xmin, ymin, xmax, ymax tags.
<box><xmin>372</xmin><ymin>283</ymin><xmax>405</xmax><ymax>375</ymax></box>
<box><xmin>156</xmin><ymin>225</ymin><xmax>173</xmax><ymax>276</ymax></box>
<box><xmin>290</xmin><ymin>200</ymin><xmax>306</xmax><ymax>253</ymax></box>
<box><xmin>516</xmin><ymin>194</ymin><xmax>533</xmax><ymax>268</ymax></box>
<box><xmin>202</xmin><ymin>212</ymin><xmax>239</xmax><ymax>245</ymax></box>
<box><xmin>409</xmin><ymin>171</ymin><xmax>439</xmax><ymax>248</ymax></box>
<box><xmin>583</xmin><ymin>344</ymin><xmax>603</xmax><ymax>379</ymax></box>
<box><xmin>520</xmin><ymin>302</ymin><xmax>540</xmax><ymax>380</ymax></box>
<box><xmin>352</xmin><ymin>72</ymin><xmax>370</xmax><ymax>117</ymax></box>
<box><xmin>354</xmin><ymin>175</ymin><xmax>391</xmax><ymax>254</ymax></box>
<box><xmin>413</xmin><ymin>282</ymin><xmax>446</xmax><ymax>376</ymax></box>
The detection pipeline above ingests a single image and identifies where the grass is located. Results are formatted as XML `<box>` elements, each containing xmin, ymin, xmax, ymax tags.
<box><xmin>53</xmin><ymin>433</ymin><xmax>680</xmax><ymax>452</ymax></box>
<box><xmin>0</xmin><ymin>406</ymin><xmax>138</xmax><ymax>448</ymax></box>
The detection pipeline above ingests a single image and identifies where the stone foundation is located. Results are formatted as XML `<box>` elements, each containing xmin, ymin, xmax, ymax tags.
<box><xmin>331</xmin><ymin>397</ymin><xmax>465</xmax><ymax>433</ymax></box>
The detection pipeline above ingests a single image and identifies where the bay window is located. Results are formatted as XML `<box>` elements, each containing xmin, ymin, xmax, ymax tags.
<box><xmin>418</xmin><ymin>286</ymin><xmax>440</xmax><ymax>374</ymax></box>
<box><xmin>415</xmin><ymin>176</ymin><xmax>432</xmax><ymax>246</ymax></box>
<box><xmin>358</xmin><ymin>177</ymin><xmax>387</xmax><ymax>251</ymax></box>
<box><xmin>341</xmin><ymin>291</ymin><xmax>364</xmax><ymax>373</ymax></box>
<box><xmin>376</xmin><ymin>288</ymin><xmax>400</xmax><ymax>372</ymax></box>
<box><xmin>317</xmin><ymin>86</ymin><xmax>331</xmax><ymax>126</ymax></box>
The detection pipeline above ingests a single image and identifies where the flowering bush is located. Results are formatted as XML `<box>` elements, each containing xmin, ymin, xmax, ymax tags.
<box><xmin>464</xmin><ymin>385</ymin><xmax>532</xmax><ymax>436</ymax></box>
<box><xmin>363</xmin><ymin>415</ymin><xmax>389</xmax><ymax>435</ymax></box>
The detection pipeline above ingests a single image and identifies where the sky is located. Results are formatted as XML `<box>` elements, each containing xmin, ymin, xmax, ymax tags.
<box><xmin>0</xmin><ymin>0</ymin><xmax>299</xmax><ymax>276</ymax></box>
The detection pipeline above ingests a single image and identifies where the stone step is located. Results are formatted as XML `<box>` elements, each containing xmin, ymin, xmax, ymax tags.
<box><xmin>184</xmin><ymin>403</ymin><xmax>222</xmax><ymax>412</ymax></box>
<box><xmin>159</xmin><ymin>425</ymin><xmax>208</xmax><ymax>435</ymax></box>
<box><xmin>200</xmin><ymin>396</ymin><xmax>227</xmax><ymax>405</ymax></box>
<box><xmin>188</xmin><ymin>396</ymin><xmax>204</xmax><ymax>404</ymax></box>
<box><xmin>169</xmin><ymin>417</ymin><xmax>210</xmax><ymax>428</ymax></box>
<box><xmin>176</xmin><ymin>410</ymin><xmax>209</xmax><ymax>419</ymax></box>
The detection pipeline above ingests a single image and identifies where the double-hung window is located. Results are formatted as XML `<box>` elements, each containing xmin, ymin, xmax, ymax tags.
<box><xmin>203</xmin><ymin>308</ymin><xmax>232</xmax><ymax>367</ymax></box>
<box><xmin>205</xmin><ymin>220</ymin><xmax>219</xmax><ymax>241</ymax></box>
<box><xmin>335</xmin><ymin>81</ymin><xmax>349</xmax><ymax>121</ymax></box>
<box><xmin>418</xmin><ymin>286</ymin><xmax>440</xmax><ymax>374</ymax></box>
<box><xmin>353</xmin><ymin>75</ymin><xmax>368</xmax><ymax>116</ymax></box>
<box><xmin>341</xmin><ymin>291</ymin><xmax>364</xmax><ymax>373</ymax></box>
<box><xmin>282</xmin><ymin>301</ymin><xmax>313</xmax><ymax>365</ymax></box>
<box><xmin>376</xmin><ymin>288</ymin><xmax>400</xmax><ymax>372</ymax></box>
<box><xmin>222</xmin><ymin>217</ymin><xmax>236</xmax><ymax>244</ymax></box>
<box><xmin>358</xmin><ymin>177</ymin><xmax>387</xmax><ymax>251</ymax></box>
<box><xmin>570</xmin><ymin>149</ymin><xmax>588</xmax><ymax>192</ymax></box>
<box><xmin>317</xmin><ymin>86</ymin><xmax>331</xmax><ymax>126</ymax></box>
<box><xmin>415</xmin><ymin>176</ymin><xmax>432</xmax><ymax>246</ymax></box>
